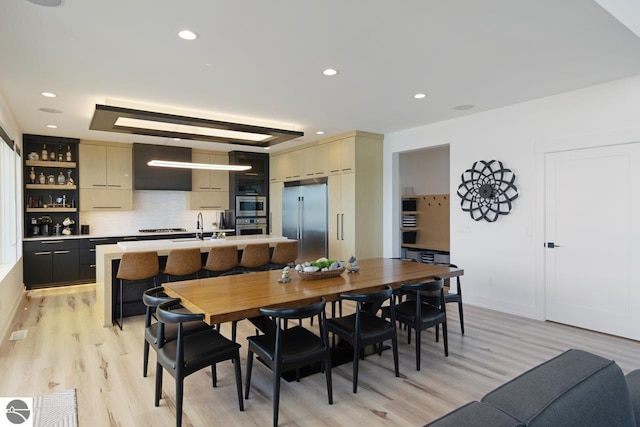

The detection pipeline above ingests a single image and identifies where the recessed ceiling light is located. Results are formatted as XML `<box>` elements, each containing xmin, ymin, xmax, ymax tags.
<box><xmin>263</xmin><ymin>146</ymin><xmax>270</xmax><ymax>150</ymax></box>
<box><xmin>414</xmin><ymin>93</ymin><xmax>427</xmax><ymax>99</ymax></box>
<box><xmin>27</xmin><ymin>0</ymin><xmax>63</xmax><ymax>6</ymax></box>
<box><xmin>178</xmin><ymin>30</ymin><xmax>198</xmax><ymax>40</ymax></box>
<box><xmin>39</xmin><ymin>108</ymin><xmax>63</xmax><ymax>114</ymax></box>
<box><xmin>316</xmin><ymin>131</ymin><xmax>325</xmax><ymax>135</ymax></box>
<box><xmin>46</xmin><ymin>125</ymin><xmax>58</xmax><ymax>129</ymax></box>
<box><xmin>454</xmin><ymin>104</ymin><xmax>474</xmax><ymax>111</ymax></box>
<box><xmin>41</xmin><ymin>92</ymin><xmax>56</xmax><ymax>98</ymax></box>
<box><xmin>172</xmin><ymin>138</ymin><xmax>181</xmax><ymax>141</ymax></box>
<box><xmin>322</xmin><ymin>68</ymin><xmax>339</xmax><ymax>76</ymax></box>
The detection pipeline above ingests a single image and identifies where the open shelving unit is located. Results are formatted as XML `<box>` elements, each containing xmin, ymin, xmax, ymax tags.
<box><xmin>400</xmin><ymin>194</ymin><xmax>450</xmax><ymax>264</ymax></box>
<box><xmin>23</xmin><ymin>134</ymin><xmax>80</xmax><ymax>237</ymax></box>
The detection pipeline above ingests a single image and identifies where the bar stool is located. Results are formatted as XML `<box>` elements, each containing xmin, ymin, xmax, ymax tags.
<box><xmin>161</xmin><ymin>248</ymin><xmax>202</xmax><ymax>282</ymax></box>
<box><xmin>267</xmin><ymin>240</ymin><xmax>298</xmax><ymax>270</ymax></box>
<box><xmin>203</xmin><ymin>245</ymin><xmax>239</xmax><ymax>277</ymax></box>
<box><xmin>239</xmin><ymin>243</ymin><xmax>270</xmax><ymax>272</ymax></box>
<box><xmin>115</xmin><ymin>251</ymin><xmax>159</xmax><ymax>330</ymax></box>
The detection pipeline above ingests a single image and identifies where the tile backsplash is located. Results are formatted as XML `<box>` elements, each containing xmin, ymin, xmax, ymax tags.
<box><xmin>79</xmin><ymin>191</ymin><xmax>223</xmax><ymax>235</ymax></box>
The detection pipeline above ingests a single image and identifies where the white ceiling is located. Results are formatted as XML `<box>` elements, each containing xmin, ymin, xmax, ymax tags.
<box><xmin>1</xmin><ymin>0</ymin><xmax>640</xmax><ymax>153</ymax></box>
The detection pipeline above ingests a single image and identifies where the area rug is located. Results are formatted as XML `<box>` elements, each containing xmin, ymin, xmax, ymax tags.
<box><xmin>32</xmin><ymin>389</ymin><xmax>77</xmax><ymax>427</ymax></box>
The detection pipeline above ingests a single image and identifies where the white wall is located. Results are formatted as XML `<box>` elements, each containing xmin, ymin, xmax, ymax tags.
<box><xmin>384</xmin><ymin>74</ymin><xmax>640</xmax><ymax>319</ymax></box>
<box><xmin>0</xmin><ymin>91</ymin><xmax>24</xmax><ymax>343</ymax></box>
<box><xmin>399</xmin><ymin>145</ymin><xmax>449</xmax><ymax>195</ymax></box>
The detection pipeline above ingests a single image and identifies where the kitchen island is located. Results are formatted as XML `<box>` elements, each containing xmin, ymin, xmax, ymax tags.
<box><xmin>95</xmin><ymin>235</ymin><xmax>290</xmax><ymax>326</ymax></box>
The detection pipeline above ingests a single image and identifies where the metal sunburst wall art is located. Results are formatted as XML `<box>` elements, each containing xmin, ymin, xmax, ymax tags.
<box><xmin>457</xmin><ymin>160</ymin><xmax>519</xmax><ymax>222</ymax></box>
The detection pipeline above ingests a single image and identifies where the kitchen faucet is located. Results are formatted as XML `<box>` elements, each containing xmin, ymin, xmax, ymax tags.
<box><xmin>196</xmin><ymin>212</ymin><xmax>204</xmax><ymax>240</ymax></box>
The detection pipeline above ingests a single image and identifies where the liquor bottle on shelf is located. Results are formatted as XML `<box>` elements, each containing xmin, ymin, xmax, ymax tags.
<box><xmin>57</xmin><ymin>146</ymin><xmax>63</xmax><ymax>162</ymax></box>
<box><xmin>57</xmin><ymin>171</ymin><xmax>66</xmax><ymax>185</ymax></box>
<box><xmin>41</xmin><ymin>144</ymin><xmax>47</xmax><ymax>161</ymax></box>
<box><xmin>66</xmin><ymin>145</ymin><xmax>72</xmax><ymax>162</ymax></box>
<box><xmin>29</xmin><ymin>167</ymin><xmax>36</xmax><ymax>184</ymax></box>
<box><xmin>38</xmin><ymin>173</ymin><xmax>46</xmax><ymax>184</ymax></box>
<box><xmin>49</xmin><ymin>147</ymin><xmax>56</xmax><ymax>161</ymax></box>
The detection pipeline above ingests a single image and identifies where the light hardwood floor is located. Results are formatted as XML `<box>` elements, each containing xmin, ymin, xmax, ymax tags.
<box><xmin>1</xmin><ymin>284</ymin><xmax>639</xmax><ymax>427</ymax></box>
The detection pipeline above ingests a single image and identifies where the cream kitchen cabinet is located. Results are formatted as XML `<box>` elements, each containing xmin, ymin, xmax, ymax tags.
<box><xmin>79</xmin><ymin>143</ymin><xmax>132</xmax><ymax>190</ymax></box>
<box><xmin>79</xmin><ymin>189</ymin><xmax>133</xmax><ymax>211</ymax></box>
<box><xmin>282</xmin><ymin>150</ymin><xmax>303</xmax><ymax>181</ymax></box>
<box><xmin>188</xmin><ymin>150</ymin><xmax>229</xmax><ymax>210</ymax></box>
<box><xmin>187</xmin><ymin>191</ymin><xmax>229</xmax><ymax>210</ymax></box>
<box><xmin>328</xmin><ymin>173</ymin><xmax>356</xmax><ymax>260</ymax></box>
<box><xmin>79</xmin><ymin>141</ymin><xmax>133</xmax><ymax>211</ymax></box>
<box><xmin>269</xmin><ymin>154</ymin><xmax>285</xmax><ymax>183</ymax></box>
<box><xmin>328</xmin><ymin>136</ymin><xmax>356</xmax><ymax>175</ymax></box>
<box><xmin>302</xmin><ymin>144</ymin><xmax>329</xmax><ymax>178</ymax></box>
<box><xmin>191</xmin><ymin>151</ymin><xmax>229</xmax><ymax>191</ymax></box>
<box><xmin>269</xmin><ymin>181</ymin><xmax>283</xmax><ymax>235</ymax></box>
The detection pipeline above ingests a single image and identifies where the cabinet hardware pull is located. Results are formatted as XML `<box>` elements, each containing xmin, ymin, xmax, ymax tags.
<box><xmin>107</xmin><ymin>184</ymin><xmax>122</xmax><ymax>187</ymax></box>
<box><xmin>89</xmin><ymin>238</ymin><xmax>108</xmax><ymax>242</ymax></box>
<box><xmin>54</xmin><ymin>250</ymin><xmax>70</xmax><ymax>254</ymax></box>
<box><xmin>90</xmin><ymin>264</ymin><xmax>96</xmax><ymax>268</ymax></box>
<box><xmin>245</xmin><ymin>172</ymin><xmax>259</xmax><ymax>176</ymax></box>
<box><xmin>341</xmin><ymin>213</ymin><xmax>344</xmax><ymax>241</ymax></box>
<box><xmin>199</xmin><ymin>187</ymin><xmax>209</xmax><ymax>190</ymax></box>
<box><xmin>34</xmin><ymin>251</ymin><xmax>52</xmax><ymax>255</ymax></box>
<box><xmin>200</xmin><ymin>205</ymin><xmax>222</xmax><ymax>208</ymax></box>
<box><xmin>122</xmin><ymin>237</ymin><xmax>137</xmax><ymax>240</ymax></box>
<box><xmin>92</xmin><ymin>184</ymin><xmax>107</xmax><ymax>187</ymax></box>
<box><xmin>336</xmin><ymin>214</ymin><xmax>340</xmax><ymax>240</ymax></box>
<box><xmin>90</xmin><ymin>249</ymin><xmax>96</xmax><ymax>252</ymax></box>
<box><xmin>42</xmin><ymin>240</ymin><xmax>63</xmax><ymax>244</ymax></box>
<box><xmin>330</xmin><ymin>169</ymin><xmax>340</xmax><ymax>173</ymax></box>
<box><xmin>93</xmin><ymin>206</ymin><xmax>121</xmax><ymax>209</ymax></box>
<box><xmin>342</xmin><ymin>168</ymin><xmax>352</xmax><ymax>172</ymax></box>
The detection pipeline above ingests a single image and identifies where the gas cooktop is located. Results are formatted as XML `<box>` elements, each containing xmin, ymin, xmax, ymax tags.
<box><xmin>138</xmin><ymin>228</ymin><xmax>187</xmax><ymax>233</ymax></box>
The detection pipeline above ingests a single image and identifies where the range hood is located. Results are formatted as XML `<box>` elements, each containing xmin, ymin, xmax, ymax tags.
<box><xmin>132</xmin><ymin>143</ymin><xmax>192</xmax><ymax>191</ymax></box>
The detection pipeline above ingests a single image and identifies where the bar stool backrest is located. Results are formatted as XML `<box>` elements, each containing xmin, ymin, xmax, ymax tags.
<box><xmin>117</xmin><ymin>251</ymin><xmax>159</xmax><ymax>281</ymax></box>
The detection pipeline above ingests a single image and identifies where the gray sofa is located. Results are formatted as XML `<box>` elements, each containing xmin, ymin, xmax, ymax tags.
<box><xmin>425</xmin><ymin>349</ymin><xmax>640</xmax><ymax>427</ymax></box>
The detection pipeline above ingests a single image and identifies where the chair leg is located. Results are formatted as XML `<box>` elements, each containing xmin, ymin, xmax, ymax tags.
<box><xmin>392</xmin><ymin>335</ymin><xmax>400</xmax><ymax>377</ymax></box>
<box><xmin>458</xmin><ymin>301</ymin><xmax>465</xmax><ymax>335</ymax></box>
<box><xmin>176</xmin><ymin>377</ymin><xmax>184</xmax><ymax>427</ymax></box>
<box><xmin>155</xmin><ymin>363</ymin><xmax>163</xmax><ymax>406</ymax></box>
<box><xmin>353</xmin><ymin>343</ymin><xmax>360</xmax><ymax>393</ymax></box>
<box><xmin>415</xmin><ymin>326</ymin><xmax>421</xmax><ymax>371</ymax></box>
<box><xmin>212</xmin><ymin>364</ymin><xmax>217</xmax><ymax>387</ymax></box>
<box><xmin>143</xmin><ymin>340</ymin><xmax>150</xmax><ymax>377</ymax></box>
<box><xmin>436</xmin><ymin>324</ymin><xmax>440</xmax><ymax>342</ymax></box>
<box><xmin>325</xmin><ymin>352</ymin><xmax>333</xmax><ymax>405</ymax></box>
<box><xmin>443</xmin><ymin>321</ymin><xmax>449</xmax><ymax>357</ymax></box>
<box><xmin>244</xmin><ymin>351</ymin><xmax>254</xmax><ymax>399</ymax></box>
<box><xmin>118</xmin><ymin>279</ymin><xmax>124</xmax><ymax>330</ymax></box>
<box><xmin>234</xmin><ymin>353</ymin><xmax>244</xmax><ymax>411</ymax></box>
<box><xmin>273</xmin><ymin>365</ymin><xmax>281</xmax><ymax>427</ymax></box>
<box><xmin>232</xmin><ymin>320</ymin><xmax>238</xmax><ymax>343</ymax></box>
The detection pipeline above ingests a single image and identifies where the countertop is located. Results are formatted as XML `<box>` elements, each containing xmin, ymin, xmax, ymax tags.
<box><xmin>115</xmin><ymin>234</ymin><xmax>288</xmax><ymax>251</ymax></box>
<box><xmin>23</xmin><ymin>229</ymin><xmax>235</xmax><ymax>242</ymax></box>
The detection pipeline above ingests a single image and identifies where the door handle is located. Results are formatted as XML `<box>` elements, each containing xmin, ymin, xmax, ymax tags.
<box><xmin>341</xmin><ymin>213</ymin><xmax>344</xmax><ymax>241</ymax></box>
<box><xmin>336</xmin><ymin>214</ymin><xmax>340</xmax><ymax>240</ymax></box>
<box><xmin>545</xmin><ymin>242</ymin><xmax>561</xmax><ymax>248</ymax></box>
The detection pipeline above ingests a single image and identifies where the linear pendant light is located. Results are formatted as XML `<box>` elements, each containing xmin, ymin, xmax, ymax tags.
<box><xmin>147</xmin><ymin>160</ymin><xmax>251</xmax><ymax>171</ymax></box>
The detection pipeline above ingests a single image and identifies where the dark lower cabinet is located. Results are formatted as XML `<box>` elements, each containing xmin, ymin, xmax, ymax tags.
<box><xmin>24</xmin><ymin>232</ymin><xmax>201</xmax><ymax>288</ymax></box>
<box><xmin>23</xmin><ymin>240</ymin><xmax>79</xmax><ymax>289</ymax></box>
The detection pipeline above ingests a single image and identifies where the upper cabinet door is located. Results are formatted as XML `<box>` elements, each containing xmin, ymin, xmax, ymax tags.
<box><xmin>192</xmin><ymin>151</ymin><xmax>211</xmax><ymax>190</ymax></box>
<box><xmin>269</xmin><ymin>154</ymin><xmax>285</xmax><ymax>182</ymax></box>
<box><xmin>79</xmin><ymin>144</ymin><xmax>107</xmax><ymax>188</ymax></box>
<box><xmin>303</xmin><ymin>144</ymin><xmax>328</xmax><ymax>178</ymax></box>
<box><xmin>191</xmin><ymin>151</ymin><xmax>228</xmax><ymax>191</ymax></box>
<box><xmin>328</xmin><ymin>137</ymin><xmax>356</xmax><ymax>175</ymax></box>
<box><xmin>106</xmin><ymin>146</ymin><xmax>132</xmax><ymax>189</ymax></box>
<box><xmin>208</xmin><ymin>154</ymin><xmax>229</xmax><ymax>191</ymax></box>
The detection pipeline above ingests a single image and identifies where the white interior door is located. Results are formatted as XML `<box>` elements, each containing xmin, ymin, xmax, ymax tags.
<box><xmin>545</xmin><ymin>143</ymin><xmax>640</xmax><ymax>340</ymax></box>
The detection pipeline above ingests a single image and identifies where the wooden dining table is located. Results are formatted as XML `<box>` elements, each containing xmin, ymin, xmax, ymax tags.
<box><xmin>162</xmin><ymin>258</ymin><xmax>463</xmax><ymax>325</ymax></box>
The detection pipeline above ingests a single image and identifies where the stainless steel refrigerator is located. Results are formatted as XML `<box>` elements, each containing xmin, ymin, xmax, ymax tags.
<box><xmin>282</xmin><ymin>180</ymin><xmax>328</xmax><ymax>263</ymax></box>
